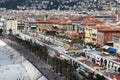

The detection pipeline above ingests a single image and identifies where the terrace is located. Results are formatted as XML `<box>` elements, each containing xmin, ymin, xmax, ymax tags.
<box><xmin>83</xmin><ymin>48</ymin><xmax>120</xmax><ymax>80</ymax></box>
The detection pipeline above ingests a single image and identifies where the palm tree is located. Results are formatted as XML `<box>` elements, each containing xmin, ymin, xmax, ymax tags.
<box><xmin>0</xmin><ymin>29</ymin><xmax>3</xmax><ymax>36</ymax></box>
<box><xmin>57</xmin><ymin>59</ymin><xmax>62</xmax><ymax>75</ymax></box>
<box><xmin>81</xmin><ymin>77</ymin><xmax>87</xmax><ymax>80</ymax></box>
<box><xmin>9</xmin><ymin>28</ymin><xmax>13</xmax><ymax>35</ymax></box>
<box><xmin>93</xmin><ymin>74</ymin><xmax>105</xmax><ymax>80</ymax></box>
<box><xmin>61</xmin><ymin>60</ymin><xmax>69</xmax><ymax>76</ymax></box>
<box><xmin>10</xmin><ymin>34</ymin><xmax>82</xmax><ymax>80</ymax></box>
<box><xmin>118</xmin><ymin>67</ymin><xmax>120</xmax><ymax>74</ymax></box>
<box><xmin>100</xmin><ymin>58</ymin><xmax>103</xmax><ymax>66</ymax></box>
<box><xmin>50</xmin><ymin>57</ymin><xmax>58</xmax><ymax>71</ymax></box>
<box><xmin>64</xmin><ymin>62</ymin><xmax>75</xmax><ymax>80</ymax></box>
<box><xmin>104</xmin><ymin>59</ymin><xmax>107</xmax><ymax>67</ymax></box>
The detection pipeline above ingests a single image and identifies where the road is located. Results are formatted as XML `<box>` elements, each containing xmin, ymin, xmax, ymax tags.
<box><xmin>1</xmin><ymin>36</ymin><xmax>64</xmax><ymax>80</ymax></box>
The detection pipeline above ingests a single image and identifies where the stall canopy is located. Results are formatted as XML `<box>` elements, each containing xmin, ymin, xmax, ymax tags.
<box><xmin>102</xmin><ymin>45</ymin><xmax>111</xmax><ymax>49</ymax></box>
<box><xmin>108</xmin><ymin>48</ymin><xmax>117</xmax><ymax>53</ymax></box>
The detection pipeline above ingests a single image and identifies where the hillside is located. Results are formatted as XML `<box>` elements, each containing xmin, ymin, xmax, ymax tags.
<box><xmin>0</xmin><ymin>0</ymin><xmax>119</xmax><ymax>10</ymax></box>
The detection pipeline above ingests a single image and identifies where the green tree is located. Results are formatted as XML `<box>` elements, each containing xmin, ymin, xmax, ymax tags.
<box><xmin>45</xmin><ymin>31</ymin><xmax>56</xmax><ymax>36</ymax></box>
<box><xmin>118</xmin><ymin>67</ymin><xmax>120</xmax><ymax>74</ymax></box>
<box><xmin>93</xmin><ymin>74</ymin><xmax>106</xmax><ymax>80</ymax></box>
<box><xmin>0</xmin><ymin>29</ymin><xmax>3</xmax><ymax>36</ymax></box>
<box><xmin>72</xmin><ymin>39</ymin><xmax>84</xmax><ymax>43</ymax></box>
<box><xmin>9</xmin><ymin>28</ymin><xmax>13</xmax><ymax>35</ymax></box>
<box><xmin>53</xmin><ymin>26</ymin><xmax>58</xmax><ymax>29</ymax></box>
<box><xmin>8</xmin><ymin>34</ymin><xmax>81</xmax><ymax>80</ymax></box>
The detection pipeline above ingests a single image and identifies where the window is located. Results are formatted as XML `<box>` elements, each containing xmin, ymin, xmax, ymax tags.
<box><xmin>108</xmin><ymin>33</ymin><xmax>111</xmax><ymax>40</ymax></box>
<box><xmin>73</xmin><ymin>26</ymin><xmax>75</xmax><ymax>31</ymax></box>
<box><xmin>114</xmin><ymin>38</ymin><xmax>119</xmax><ymax>43</ymax></box>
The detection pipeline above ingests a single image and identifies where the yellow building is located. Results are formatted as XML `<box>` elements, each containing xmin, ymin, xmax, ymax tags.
<box><xmin>35</xmin><ymin>19</ymin><xmax>53</xmax><ymax>32</ymax></box>
<box><xmin>85</xmin><ymin>26</ymin><xmax>92</xmax><ymax>43</ymax></box>
<box><xmin>39</xmin><ymin>22</ymin><xmax>53</xmax><ymax>32</ymax></box>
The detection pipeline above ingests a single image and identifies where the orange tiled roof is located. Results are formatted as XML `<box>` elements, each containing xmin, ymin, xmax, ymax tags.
<box><xmin>36</xmin><ymin>19</ymin><xmax>53</xmax><ymax>24</ymax></box>
<box><xmin>90</xmin><ymin>25</ymin><xmax>111</xmax><ymax>29</ymax></box>
<box><xmin>36</xmin><ymin>18</ymin><xmax>72</xmax><ymax>25</ymax></box>
<box><xmin>59</xmin><ymin>20</ymin><xmax>72</xmax><ymax>25</ymax></box>
<box><xmin>99</xmin><ymin>27</ymin><xmax>120</xmax><ymax>31</ymax></box>
<box><xmin>113</xmin><ymin>34</ymin><xmax>120</xmax><ymax>37</ymax></box>
<box><xmin>70</xmin><ymin>32</ymin><xmax>79</xmax><ymax>36</ymax></box>
<box><xmin>82</xmin><ymin>17</ymin><xmax>105</xmax><ymax>25</ymax></box>
<box><xmin>69</xmin><ymin>16</ymin><xmax>83</xmax><ymax>21</ymax></box>
<box><xmin>19</xmin><ymin>16</ymin><xmax>27</xmax><ymax>19</ymax></box>
<box><xmin>50</xmin><ymin>18</ymin><xmax>72</xmax><ymax>25</ymax></box>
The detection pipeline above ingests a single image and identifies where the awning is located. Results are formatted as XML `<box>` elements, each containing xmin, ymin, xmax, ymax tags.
<box><xmin>108</xmin><ymin>48</ymin><xmax>117</xmax><ymax>53</ymax></box>
<box><xmin>107</xmin><ymin>41</ymin><xmax>113</xmax><ymax>43</ymax></box>
<box><xmin>102</xmin><ymin>45</ymin><xmax>111</xmax><ymax>49</ymax></box>
<box><xmin>31</xmin><ymin>25</ymin><xmax>37</xmax><ymax>27</ymax></box>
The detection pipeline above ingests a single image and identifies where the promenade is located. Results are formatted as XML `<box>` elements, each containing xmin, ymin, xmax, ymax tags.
<box><xmin>1</xmin><ymin>36</ymin><xmax>64</xmax><ymax>80</ymax></box>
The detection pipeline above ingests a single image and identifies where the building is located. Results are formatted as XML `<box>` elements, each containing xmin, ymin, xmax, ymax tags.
<box><xmin>17</xmin><ymin>18</ymin><xmax>26</xmax><ymax>31</ymax></box>
<box><xmin>98</xmin><ymin>28</ymin><xmax>120</xmax><ymax>46</ymax></box>
<box><xmin>84</xmin><ymin>24</ymin><xmax>120</xmax><ymax>46</ymax></box>
<box><xmin>85</xmin><ymin>26</ymin><xmax>92</xmax><ymax>43</ymax></box>
<box><xmin>91</xmin><ymin>28</ymin><xmax>98</xmax><ymax>44</ymax></box>
<box><xmin>113</xmin><ymin>35</ymin><xmax>120</xmax><ymax>54</ymax></box>
<box><xmin>91</xmin><ymin>25</ymin><xmax>110</xmax><ymax>45</ymax></box>
<box><xmin>68</xmin><ymin>32</ymin><xmax>80</xmax><ymax>40</ymax></box>
<box><xmin>0</xmin><ymin>17</ymin><xmax>4</xmax><ymax>29</ymax></box>
<box><xmin>84</xmin><ymin>49</ymin><xmax>120</xmax><ymax>80</ymax></box>
<box><xmin>27</xmin><ymin>18</ymin><xmax>39</xmax><ymax>33</ymax></box>
<box><xmin>36</xmin><ymin>19</ymin><xmax>53</xmax><ymax>32</ymax></box>
<box><xmin>72</xmin><ymin>23</ymin><xmax>85</xmax><ymax>40</ymax></box>
<box><xmin>83</xmin><ymin>16</ymin><xmax>104</xmax><ymax>43</ymax></box>
<box><xmin>5</xmin><ymin>18</ymin><xmax>18</xmax><ymax>34</ymax></box>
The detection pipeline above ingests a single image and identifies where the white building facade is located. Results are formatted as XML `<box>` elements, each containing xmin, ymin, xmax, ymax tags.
<box><xmin>5</xmin><ymin>18</ymin><xmax>18</xmax><ymax>34</ymax></box>
<box><xmin>113</xmin><ymin>36</ymin><xmax>120</xmax><ymax>53</ymax></box>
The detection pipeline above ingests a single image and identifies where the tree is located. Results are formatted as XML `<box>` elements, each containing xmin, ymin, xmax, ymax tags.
<box><xmin>8</xmin><ymin>34</ymin><xmax>81</xmax><ymax>80</ymax></box>
<box><xmin>50</xmin><ymin>57</ymin><xmax>58</xmax><ymax>71</ymax></box>
<box><xmin>86</xmin><ymin>42</ymin><xmax>94</xmax><ymax>47</ymax></box>
<box><xmin>9</xmin><ymin>28</ymin><xmax>13</xmax><ymax>35</ymax></box>
<box><xmin>118</xmin><ymin>67</ymin><xmax>120</xmax><ymax>74</ymax></box>
<box><xmin>104</xmin><ymin>59</ymin><xmax>107</xmax><ymax>67</ymax></box>
<box><xmin>81</xmin><ymin>77</ymin><xmax>88</xmax><ymax>80</ymax></box>
<box><xmin>72</xmin><ymin>39</ymin><xmax>84</xmax><ymax>44</ymax></box>
<box><xmin>45</xmin><ymin>30</ymin><xmax>56</xmax><ymax>36</ymax></box>
<box><xmin>100</xmin><ymin>58</ymin><xmax>103</xmax><ymax>66</ymax></box>
<box><xmin>53</xmin><ymin>26</ymin><xmax>58</xmax><ymax>29</ymax></box>
<box><xmin>65</xmin><ymin>65</ymin><xmax>75</xmax><ymax>80</ymax></box>
<box><xmin>93</xmin><ymin>74</ymin><xmax>106</xmax><ymax>80</ymax></box>
<box><xmin>0</xmin><ymin>29</ymin><xmax>3</xmax><ymax>36</ymax></box>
